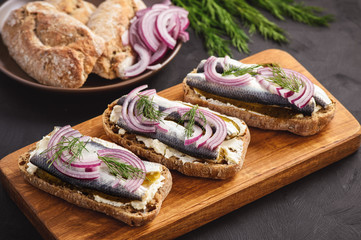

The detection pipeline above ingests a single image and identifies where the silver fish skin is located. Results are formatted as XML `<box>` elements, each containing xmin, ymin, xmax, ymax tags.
<box><xmin>195</xmin><ymin>58</ymin><xmax>333</xmax><ymax>113</ymax></box>
<box><xmin>30</xmin><ymin>141</ymin><xmax>145</xmax><ymax>200</ymax></box>
<box><xmin>116</xmin><ymin>116</ymin><xmax>218</xmax><ymax>160</ymax></box>
<box><xmin>196</xmin><ymin>57</ymin><xmax>257</xmax><ymax>73</ymax></box>
<box><xmin>186</xmin><ymin>72</ymin><xmax>315</xmax><ymax>115</ymax></box>
<box><xmin>116</xmin><ymin>95</ymin><xmax>219</xmax><ymax>159</ymax></box>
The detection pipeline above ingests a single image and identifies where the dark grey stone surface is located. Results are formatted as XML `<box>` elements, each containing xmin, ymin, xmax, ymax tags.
<box><xmin>0</xmin><ymin>0</ymin><xmax>360</xmax><ymax>239</ymax></box>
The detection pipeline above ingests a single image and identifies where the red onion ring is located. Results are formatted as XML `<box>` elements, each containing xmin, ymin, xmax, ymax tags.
<box><xmin>53</xmin><ymin>159</ymin><xmax>100</xmax><ymax>180</ymax></box>
<box><xmin>122</xmin><ymin>85</ymin><xmax>155</xmax><ymax>133</ymax></box>
<box><xmin>204</xmin><ymin>56</ymin><xmax>253</xmax><ymax>86</ymax></box>
<box><xmin>97</xmin><ymin>149</ymin><xmax>146</xmax><ymax>192</ymax></box>
<box><xmin>123</xmin><ymin>2</ymin><xmax>189</xmax><ymax>77</ymax></box>
<box><xmin>195</xmin><ymin>121</ymin><xmax>212</xmax><ymax>148</ymax></box>
<box><xmin>139</xmin><ymin>8</ymin><xmax>163</xmax><ymax>52</ymax></box>
<box><xmin>123</xmin><ymin>44</ymin><xmax>151</xmax><ymax>78</ymax></box>
<box><xmin>178</xmin><ymin>107</ymin><xmax>227</xmax><ymax>150</ymax></box>
<box><xmin>156</xmin><ymin>7</ymin><xmax>188</xmax><ymax>49</ymax></box>
<box><xmin>128</xmin><ymin>93</ymin><xmax>156</xmax><ymax>133</ymax></box>
<box><xmin>184</xmin><ymin>123</ymin><xmax>203</xmax><ymax>145</ymax></box>
<box><xmin>135</xmin><ymin>89</ymin><xmax>159</xmax><ymax>125</ymax></box>
<box><xmin>256</xmin><ymin>67</ymin><xmax>314</xmax><ymax>109</ymax></box>
<box><xmin>47</xmin><ymin>126</ymin><xmax>101</xmax><ymax>180</ymax></box>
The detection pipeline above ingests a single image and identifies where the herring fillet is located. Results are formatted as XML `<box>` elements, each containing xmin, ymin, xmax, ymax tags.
<box><xmin>30</xmin><ymin>141</ymin><xmax>145</xmax><ymax>200</ymax></box>
<box><xmin>186</xmin><ymin>73</ymin><xmax>315</xmax><ymax>115</ymax></box>
<box><xmin>115</xmin><ymin>97</ymin><xmax>219</xmax><ymax>160</ymax></box>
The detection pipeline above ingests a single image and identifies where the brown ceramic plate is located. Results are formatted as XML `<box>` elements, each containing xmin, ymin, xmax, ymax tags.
<box><xmin>0</xmin><ymin>0</ymin><xmax>182</xmax><ymax>93</ymax></box>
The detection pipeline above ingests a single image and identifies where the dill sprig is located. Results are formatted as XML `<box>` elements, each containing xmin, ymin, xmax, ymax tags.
<box><xmin>180</xmin><ymin>105</ymin><xmax>207</xmax><ymax>138</ymax></box>
<box><xmin>267</xmin><ymin>65</ymin><xmax>304</xmax><ymax>92</ymax></box>
<box><xmin>222</xmin><ymin>0</ymin><xmax>288</xmax><ymax>43</ymax></box>
<box><xmin>253</xmin><ymin>0</ymin><xmax>334</xmax><ymax>26</ymax></box>
<box><xmin>136</xmin><ymin>94</ymin><xmax>164</xmax><ymax>122</ymax></box>
<box><xmin>41</xmin><ymin>136</ymin><xmax>88</xmax><ymax>167</ymax></box>
<box><xmin>98</xmin><ymin>155</ymin><xmax>145</xmax><ymax>180</ymax></box>
<box><xmin>171</xmin><ymin>0</ymin><xmax>333</xmax><ymax>56</ymax></box>
<box><xmin>222</xmin><ymin>65</ymin><xmax>260</xmax><ymax>77</ymax></box>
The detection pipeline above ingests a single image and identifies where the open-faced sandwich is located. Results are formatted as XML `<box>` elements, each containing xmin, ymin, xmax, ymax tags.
<box><xmin>183</xmin><ymin>56</ymin><xmax>336</xmax><ymax>136</ymax></box>
<box><xmin>103</xmin><ymin>85</ymin><xmax>250</xmax><ymax>179</ymax></box>
<box><xmin>18</xmin><ymin>125</ymin><xmax>172</xmax><ymax>226</ymax></box>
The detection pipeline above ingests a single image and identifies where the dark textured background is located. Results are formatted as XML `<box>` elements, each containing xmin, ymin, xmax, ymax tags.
<box><xmin>1</xmin><ymin>0</ymin><xmax>361</xmax><ymax>239</ymax></box>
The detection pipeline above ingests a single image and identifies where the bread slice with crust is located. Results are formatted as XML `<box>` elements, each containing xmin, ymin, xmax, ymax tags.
<box><xmin>103</xmin><ymin>99</ymin><xmax>251</xmax><ymax>180</ymax></box>
<box><xmin>18</xmin><ymin>139</ymin><xmax>172</xmax><ymax>227</ymax></box>
<box><xmin>183</xmin><ymin>70</ymin><xmax>336</xmax><ymax>136</ymax></box>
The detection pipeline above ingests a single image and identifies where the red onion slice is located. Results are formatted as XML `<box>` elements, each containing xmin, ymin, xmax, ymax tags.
<box><xmin>155</xmin><ymin>8</ymin><xmax>188</xmax><ymax>49</ymax></box>
<box><xmin>184</xmin><ymin>123</ymin><xmax>203</xmax><ymax>145</ymax></box>
<box><xmin>135</xmin><ymin>89</ymin><xmax>160</xmax><ymax>125</ymax></box>
<box><xmin>60</xmin><ymin>150</ymin><xmax>101</xmax><ymax>168</ymax></box>
<box><xmin>128</xmin><ymin>94</ymin><xmax>156</xmax><ymax>133</ymax></box>
<box><xmin>123</xmin><ymin>2</ymin><xmax>189</xmax><ymax>77</ymax></box>
<box><xmin>156</xmin><ymin>121</ymin><xmax>169</xmax><ymax>132</ymax></box>
<box><xmin>123</xmin><ymin>44</ymin><xmax>151</xmax><ymax>78</ymax></box>
<box><xmin>257</xmin><ymin>67</ymin><xmax>314</xmax><ymax>109</ymax></box>
<box><xmin>122</xmin><ymin>85</ymin><xmax>155</xmax><ymax>133</ymax></box>
<box><xmin>53</xmin><ymin>155</ymin><xmax>100</xmax><ymax>180</ymax></box>
<box><xmin>204</xmin><ymin>56</ymin><xmax>253</xmax><ymax>86</ymax></box>
<box><xmin>195</xmin><ymin>122</ymin><xmax>212</xmax><ymax>148</ymax></box>
<box><xmin>97</xmin><ymin>149</ymin><xmax>146</xmax><ymax>192</ymax></box>
<box><xmin>149</xmin><ymin>42</ymin><xmax>168</xmax><ymax>64</ymax></box>
<box><xmin>139</xmin><ymin>8</ymin><xmax>164</xmax><ymax>52</ymax></box>
<box><xmin>178</xmin><ymin>107</ymin><xmax>227</xmax><ymax>150</ymax></box>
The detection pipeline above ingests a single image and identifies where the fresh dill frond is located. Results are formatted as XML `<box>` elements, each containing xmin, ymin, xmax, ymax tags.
<box><xmin>223</xmin><ymin>0</ymin><xmax>288</xmax><ymax>43</ymax></box>
<box><xmin>171</xmin><ymin>0</ymin><xmax>333</xmax><ymax>56</ymax></box>
<box><xmin>98</xmin><ymin>155</ymin><xmax>145</xmax><ymax>180</ymax></box>
<box><xmin>267</xmin><ymin>66</ymin><xmax>304</xmax><ymax>92</ymax></box>
<box><xmin>41</xmin><ymin>136</ymin><xmax>89</xmax><ymax>167</ymax></box>
<box><xmin>180</xmin><ymin>105</ymin><xmax>207</xmax><ymax>138</ymax></box>
<box><xmin>222</xmin><ymin>65</ymin><xmax>260</xmax><ymax>77</ymax></box>
<box><xmin>136</xmin><ymin>94</ymin><xmax>164</xmax><ymax>122</ymax></box>
<box><xmin>253</xmin><ymin>0</ymin><xmax>334</xmax><ymax>26</ymax></box>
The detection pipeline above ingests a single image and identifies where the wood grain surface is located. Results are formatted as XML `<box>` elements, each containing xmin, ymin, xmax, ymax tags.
<box><xmin>0</xmin><ymin>49</ymin><xmax>360</xmax><ymax>240</ymax></box>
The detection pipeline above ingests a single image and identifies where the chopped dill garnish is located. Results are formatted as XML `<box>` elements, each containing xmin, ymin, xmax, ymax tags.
<box><xmin>180</xmin><ymin>105</ymin><xmax>207</xmax><ymax>138</ymax></box>
<box><xmin>267</xmin><ymin>66</ymin><xmax>304</xmax><ymax>92</ymax></box>
<box><xmin>136</xmin><ymin>94</ymin><xmax>164</xmax><ymax>122</ymax></box>
<box><xmin>41</xmin><ymin>136</ymin><xmax>89</xmax><ymax>167</ymax></box>
<box><xmin>222</xmin><ymin>65</ymin><xmax>260</xmax><ymax>77</ymax></box>
<box><xmin>98</xmin><ymin>155</ymin><xmax>145</xmax><ymax>180</ymax></box>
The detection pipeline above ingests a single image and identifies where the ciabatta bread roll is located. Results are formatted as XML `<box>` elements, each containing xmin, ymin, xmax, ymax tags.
<box><xmin>1</xmin><ymin>2</ymin><xmax>105</xmax><ymax>88</ymax></box>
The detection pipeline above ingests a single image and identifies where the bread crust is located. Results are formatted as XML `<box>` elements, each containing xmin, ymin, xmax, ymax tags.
<box><xmin>102</xmin><ymin>101</ymin><xmax>251</xmax><ymax>179</ymax></box>
<box><xmin>18</xmin><ymin>148</ymin><xmax>172</xmax><ymax>226</ymax></box>
<box><xmin>1</xmin><ymin>2</ymin><xmax>105</xmax><ymax>88</ymax></box>
<box><xmin>183</xmin><ymin>78</ymin><xmax>336</xmax><ymax>136</ymax></box>
<box><xmin>44</xmin><ymin>0</ymin><xmax>96</xmax><ymax>24</ymax></box>
<box><xmin>87</xmin><ymin>0</ymin><xmax>144</xmax><ymax>79</ymax></box>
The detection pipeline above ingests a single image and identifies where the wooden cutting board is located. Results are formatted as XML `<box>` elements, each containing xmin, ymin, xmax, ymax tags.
<box><xmin>1</xmin><ymin>49</ymin><xmax>360</xmax><ymax>240</ymax></box>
